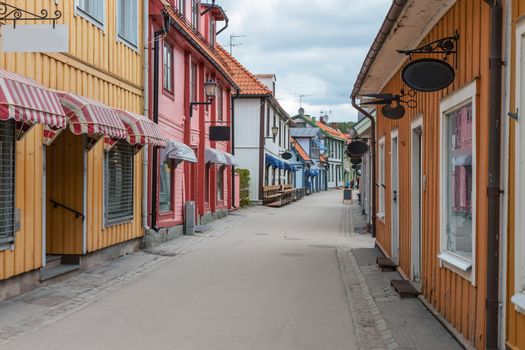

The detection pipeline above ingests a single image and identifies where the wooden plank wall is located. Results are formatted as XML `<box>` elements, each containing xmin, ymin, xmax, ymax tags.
<box><xmin>506</xmin><ymin>1</ymin><xmax>525</xmax><ymax>349</ymax></box>
<box><xmin>375</xmin><ymin>1</ymin><xmax>490</xmax><ymax>348</ymax></box>
<box><xmin>0</xmin><ymin>0</ymin><xmax>145</xmax><ymax>280</ymax></box>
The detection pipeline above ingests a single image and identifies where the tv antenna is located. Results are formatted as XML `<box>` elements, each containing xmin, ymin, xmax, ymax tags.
<box><xmin>229</xmin><ymin>34</ymin><xmax>247</xmax><ymax>55</ymax></box>
<box><xmin>295</xmin><ymin>93</ymin><xmax>312</xmax><ymax>108</ymax></box>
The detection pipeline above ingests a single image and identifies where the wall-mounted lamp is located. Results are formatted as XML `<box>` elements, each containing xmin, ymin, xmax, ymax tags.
<box><xmin>265</xmin><ymin>126</ymin><xmax>279</xmax><ymax>140</ymax></box>
<box><xmin>190</xmin><ymin>79</ymin><xmax>218</xmax><ymax>117</ymax></box>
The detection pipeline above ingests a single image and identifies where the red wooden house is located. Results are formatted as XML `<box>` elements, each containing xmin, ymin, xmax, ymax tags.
<box><xmin>147</xmin><ymin>0</ymin><xmax>238</xmax><ymax>238</ymax></box>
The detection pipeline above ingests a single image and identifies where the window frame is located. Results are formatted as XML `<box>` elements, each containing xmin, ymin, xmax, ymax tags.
<box><xmin>204</xmin><ymin>163</ymin><xmax>210</xmax><ymax>204</ymax></box>
<box><xmin>0</xmin><ymin>120</ymin><xmax>16</xmax><ymax>252</ymax></box>
<box><xmin>177</xmin><ymin>0</ymin><xmax>186</xmax><ymax>15</ymax></box>
<box><xmin>75</xmin><ymin>0</ymin><xmax>106</xmax><ymax>31</ymax></box>
<box><xmin>209</xmin><ymin>19</ymin><xmax>216</xmax><ymax>47</ymax></box>
<box><xmin>159</xmin><ymin>160</ymin><xmax>175</xmax><ymax>214</ymax></box>
<box><xmin>163</xmin><ymin>40</ymin><xmax>174</xmax><ymax>95</ymax></box>
<box><xmin>116</xmin><ymin>0</ymin><xmax>139</xmax><ymax>50</ymax></box>
<box><xmin>513</xmin><ymin>19</ymin><xmax>525</xmax><ymax>314</ymax></box>
<box><xmin>190</xmin><ymin>62</ymin><xmax>198</xmax><ymax>103</ymax></box>
<box><xmin>103</xmin><ymin>141</ymin><xmax>135</xmax><ymax>227</ymax></box>
<box><xmin>216</xmin><ymin>165</ymin><xmax>224</xmax><ymax>203</ymax></box>
<box><xmin>377</xmin><ymin>136</ymin><xmax>385</xmax><ymax>220</ymax></box>
<box><xmin>217</xmin><ymin>84</ymin><xmax>223</xmax><ymax>121</ymax></box>
<box><xmin>438</xmin><ymin>80</ymin><xmax>477</xmax><ymax>284</ymax></box>
<box><xmin>191</xmin><ymin>0</ymin><xmax>200</xmax><ymax>31</ymax></box>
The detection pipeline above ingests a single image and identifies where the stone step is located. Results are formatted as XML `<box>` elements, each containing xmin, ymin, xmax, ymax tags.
<box><xmin>40</xmin><ymin>264</ymin><xmax>80</xmax><ymax>282</ymax></box>
<box><xmin>45</xmin><ymin>255</ymin><xmax>62</xmax><ymax>269</ymax></box>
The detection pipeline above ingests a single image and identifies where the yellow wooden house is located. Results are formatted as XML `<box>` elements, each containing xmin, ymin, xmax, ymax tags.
<box><xmin>0</xmin><ymin>0</ymin><xmax>162</xmax><ymax>301</ymax></box>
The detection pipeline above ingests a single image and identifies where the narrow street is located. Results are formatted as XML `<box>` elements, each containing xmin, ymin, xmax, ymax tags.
<box><xmin>0</xmin><ymin>191</ymin><xmax>365</xmax><ymax>350</ymax></box>
<box><xmin>0</xmin><ymin>191</ymin><xmax>463</xmax><ymax>350</ymax></box>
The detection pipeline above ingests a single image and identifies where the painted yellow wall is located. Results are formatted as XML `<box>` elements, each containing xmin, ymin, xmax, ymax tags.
<box><xmin>0</xmin><ymin>0</ymin><xmax>145</xmax><ymax>280</ymax></box>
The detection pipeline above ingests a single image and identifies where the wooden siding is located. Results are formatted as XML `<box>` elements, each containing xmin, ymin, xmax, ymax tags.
<box><xmin>507</xmin><ymin>1</ymin><xmax>525</xmax><ymax>349</ymax></box>
<box><xmin>0</xmin><ymin>0</ymin><xmax>145</xmax><ymax>281</ymax></box>
<box><xmin>375</xmin><ymin>1</ymin><xmax>490</xmax><ymax>348</ymax></box>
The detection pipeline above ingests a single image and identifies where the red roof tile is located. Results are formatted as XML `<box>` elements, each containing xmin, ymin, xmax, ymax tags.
<box><xmin>217</xmin><ymin>46</ymin><xmax>273</xmax><ymax>96</ymax></box>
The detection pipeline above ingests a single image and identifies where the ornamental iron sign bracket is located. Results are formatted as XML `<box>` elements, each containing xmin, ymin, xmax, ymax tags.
<box><xmin>0</xmin><ymin>2</ymin><xmax>62</xmax><ymax>28</ymax></box>
<box><xmin>397</xmin><ymin>31</ymin><xmax>459</xmax><ymax>60</ymax></box>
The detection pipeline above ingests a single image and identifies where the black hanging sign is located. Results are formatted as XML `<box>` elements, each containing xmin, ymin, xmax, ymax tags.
<box><xmin>209</xmin><ymin>126</ymin><xmax>231</xmax><ymax>141</ymax></box>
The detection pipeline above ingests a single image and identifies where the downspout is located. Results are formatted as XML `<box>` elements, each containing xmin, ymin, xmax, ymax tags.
<box><xmin>350</xmin><ymin>0</ymin><xmax>407</xmax><ymax>238</ymax></box>
<box><xmin>200</xmin><ymin>0</ymin><xmax>215</xmax><ymax>16</ymax></box>
<box><xmin>483</xmin><ymin>0</ymin><xmax>503</xmax><ymax>349</ymax></box>
<box><xmin>151</xmin><ymin>13</ymin><xmax>171</xmax><ymax>231</ymax></box>
<box><xmin>142</xmin><ymin>0</ymin><xmax>150</xmax><ymax>231</ymax></box>
<box><xmin>351</xmin><ymin>98</ymin><xmax>376</xmax><ymax>237</ymax></box>
<box><xmin>216</xmin><ymin>18</ymin><xmax>228</xmax><ymax>36</ymax></box>
<box><xmin>231</xmin><ymin>89</ymin><xmax>240</xmax><ymax>208</ymax></box>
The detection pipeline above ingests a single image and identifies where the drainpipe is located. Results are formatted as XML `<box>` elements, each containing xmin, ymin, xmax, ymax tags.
<box><xmin>351</xmin><ymin>97</ymin><xmax>376</xmax><ymax>238</ymax></box>
<box><xmin>483</xmin><ymin>1</ymin><xmax>503</xmax><ymax>349</ymax></box>
<box><xmin>231</xmin><ymin>89</ymin><xmax>240</xmax><ymax>208</ymax></box>
<box><xmin>151</xmin><ymin>13</ymin><xmax>170</xmax><ymax>231</ymax></box>
<box><xmin>350</xmin><ymin>0</ymin><xmax>407</xmax><ymax>238</ymax></box>
<box><xmin>142</xmin><ymin>0</ymin><xmax>150</xmax><ymax>231</ymax></box>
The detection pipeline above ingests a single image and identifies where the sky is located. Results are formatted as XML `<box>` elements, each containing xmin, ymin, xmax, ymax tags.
<box><xmin>217</xmin><ymin>0</ymin><xmax>391</xmax><ymax>122</ymax></box>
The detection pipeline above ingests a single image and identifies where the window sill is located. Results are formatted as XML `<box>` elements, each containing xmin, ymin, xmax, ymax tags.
<box><xmin>75</xmin><ymin>8</ymin><xmax>105</xmax><ymax>32</ymax></box>
<box><xmin>438</xmin><ymin>251</ymin><xmax>473</xmax><ymax>281</ymax></box>
<box><xmin>162</xmin><ymin>89</ymin><xmax>175</xmax><ymax>101</ymax></box>
<box><xmin>117</xmin><ymin>35</ymin><xmax>139</xmax><ymax>53</ymax></box>
<box><xmin>511</xmin><ymin>293</ymin><xmax>525</xmax><ymax>315</ymax></box>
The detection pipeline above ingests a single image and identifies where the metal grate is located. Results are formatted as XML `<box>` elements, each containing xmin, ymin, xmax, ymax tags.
<box><xmin>0</xmin><ymin>120</ymin><xmax>15</xmax><ymax>246</ymax></box>
<box><xmin>105</xmin><ymin>142</ymin><xmax>134</xmax><ymax>226</ymax></box>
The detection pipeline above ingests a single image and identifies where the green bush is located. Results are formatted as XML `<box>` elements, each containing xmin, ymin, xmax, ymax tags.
<box><xmin>236</xmin><ymin>168</ymin><xmax>251</xmax><ymax>207</ymax></box>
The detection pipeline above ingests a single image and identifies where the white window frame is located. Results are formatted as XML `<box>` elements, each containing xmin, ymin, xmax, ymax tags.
<box><xmin>0</xmin><ymin>120</ymin><xmax>16</xmax><ymax>252</ymax></box>
<box><xmin>75</xmin><ymin>0</ymin><xmax>106</xmax><ymax>31</ymax></box>
<box><xmin>377</xmin><ymin>135</ymin><xmax>385</xmax><ymax>220</ymax></box>
<box><xmin>438</xmin><ymin>80</ymin><xmax>477</xmax><ymax>285</ymax></box>
<box><xmin>513</xmin><ymin>19</ymin><xmax>525</xmax><ymax>314</ymax></box>
<box><xmin>116</xmin><ymin>0</ymin><xmax>139</xmax><ymax>51</ymax></box>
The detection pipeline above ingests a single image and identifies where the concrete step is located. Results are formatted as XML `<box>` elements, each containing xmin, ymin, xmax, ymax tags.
<box><xmin>45</xmin><ymin>255</ymin><xmax>62</xmax><ymax>269</ymax></box>
<box><xmin>40</xmin><ymin>264</ymin><xmax>80</xmax><ymax>282</ymax></box>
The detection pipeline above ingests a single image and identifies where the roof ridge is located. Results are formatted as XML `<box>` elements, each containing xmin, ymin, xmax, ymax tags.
<box><xmin>217</xmin><ymin>45</ymin><xmax>273</xmax><ymax>96</ymax></box>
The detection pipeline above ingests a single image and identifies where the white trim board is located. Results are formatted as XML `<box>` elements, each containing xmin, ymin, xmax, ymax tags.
<box><xmin>438</xmin><ymin>80</ymin><xmax>478</xmax><ymax>286</ymax></box>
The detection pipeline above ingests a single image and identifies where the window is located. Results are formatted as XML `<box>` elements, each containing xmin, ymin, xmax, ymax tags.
<box><xmin>0</xmin><ymin>120</ymin><xmax>15</xmax><ymax>251</ymax></box>
<box><xmin>266</xmin><ymin>107</ymin><xmax>270</xmax><ymax>136</ymax></box>
<box><xmin>217</xmin><ymin>85</ymin><xmax>223</xmax><ymax>121</ymax></box>
<box><xmin>378</xmin><ymin>137</ymin><xmax>385</xmax><ymax>218</ymax></box>
<box><xmin>209</xmin><ymin>19</ymin><xmax>216</xmax><ymax>46</ymax></box>
<box><xmin>205</xmin><ymin>164</ymin><xmax>210</xmax><ymax>203</ymax></box>
<box><xmin>191</xmin><ymin>0</ymin><xmax>200</xmax><ymax>31</ymax></box>
<box><xmin>217</xmin><ymin>166</ymin><xmax>224</xmax><ymax>202</ymax></box>
<box><xmin>273</xmin><ymin>115</ymin><xmax>277</xmax><ymax>142</ymax></box>
<box><xmin>190</xmin><ymin>63</ymin><xmax>198</xmax><ymax>102</ymax></box>
<box><xmin>439</xmin><ymin>81</ymin><xmax>476</xmax><ymax>281</ymax></box>
<box><xmin>77</xmin><ymin>0</ymin><xmax>104</xmax><ymax>27</ymax></box>
<box><xmin>177</xmin><ymin>0</ymin><xmax>185</xmax><ymax>15</ymax></box>
<box><xmin>105</xmin><ymin>142</ymin><xmax>134</xmax><ymax>225</ymax></box>
<box><xmin>163</xmin><ymin>42</ymin><xmax>173</xmax><ymax>93</ymax></box>
<box><xmin>159</xmin><ymin>161</ymin><xmax>173</xmax><ymax>213</ymax></box>
<box><xmin>117</xmin><ymin>0</ymin><xmax>138</xmax><ymax>47</ymax></box>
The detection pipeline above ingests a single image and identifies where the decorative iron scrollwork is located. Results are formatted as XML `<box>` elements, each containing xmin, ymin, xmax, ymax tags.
<box><xmin>397</xmin><ymin>31</ymin><xmax>459</xmax><ymax>57</ymax></box>
<box><xmin>0</xmin><ymin>2</ymin><xmax>62</xmax><ymax>28</ymax></box>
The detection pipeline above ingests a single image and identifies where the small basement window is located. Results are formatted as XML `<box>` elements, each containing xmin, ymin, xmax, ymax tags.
<box><xmin>0</xmin><ymin>120</ymin><xmax>15</xmax><ymax>251</ymax></box>
<box><xmin>105</xmin><ymin>141</ymin><xmax>134</xmax><ymax>226</ymax></box>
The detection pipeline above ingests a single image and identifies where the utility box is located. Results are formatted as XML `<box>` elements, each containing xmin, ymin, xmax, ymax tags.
<box><xmin>184</xmin><ymin>201</ymin><xmax>196</xmax><ymax>235</ymax></box>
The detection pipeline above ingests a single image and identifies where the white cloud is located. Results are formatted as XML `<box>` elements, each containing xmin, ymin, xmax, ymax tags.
<box><xmin>217</xmin><ymin>0</ymin><xmax>391</xmax><ymax>122</ymax></box>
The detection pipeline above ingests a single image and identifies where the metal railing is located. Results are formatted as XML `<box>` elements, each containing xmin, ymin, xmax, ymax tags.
<box><xmin>50</xmin><ymin>199</ymin><xmax>85</xmax><ymax>221</ymax></box>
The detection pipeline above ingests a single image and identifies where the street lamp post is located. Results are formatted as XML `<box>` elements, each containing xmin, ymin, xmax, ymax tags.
<box><xmin>190</xmin><ymin>79</ymin><xmax>219</xmax><ymax>118</ymax></box>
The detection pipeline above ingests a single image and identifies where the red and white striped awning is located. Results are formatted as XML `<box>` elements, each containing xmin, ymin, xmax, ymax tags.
<box><xmin>0</xmin><ymin>69</ymin><xmax>67</xmax><ymax>134</ymax></box>
<box><xmin>56</xmin><ymin>92</ymin><xmax>128</xmax><ymax>139</ymax></box>
<box><xmin>113</xmin><ymin>109</ymin><xmax>166</xmax><ymax>148</ymax></box>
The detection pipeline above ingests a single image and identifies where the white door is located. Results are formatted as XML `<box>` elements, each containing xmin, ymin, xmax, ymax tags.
<box><xmin>391</xmin><ymin>134</ymin><xmax>400</xmax><ymax>262</ymax></box>
<box><xmin>411</xmin><ymin>124</ymin><xmax>423</xmax><ymax>284</ymax></box>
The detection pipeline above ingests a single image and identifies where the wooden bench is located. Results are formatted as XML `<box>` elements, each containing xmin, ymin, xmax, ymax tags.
<box><xmin>263</xmin><ymin>185</ymin><xmax>282</xmax><ymax>207</ymax></box>
<box><xmin>281</xmin><ymin>184</ymin><xmax>295</xmax><ymax>205</ymax></box>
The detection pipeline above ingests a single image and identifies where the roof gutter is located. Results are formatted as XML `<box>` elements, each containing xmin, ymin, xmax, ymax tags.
<box><xmin>351</xmin><ymin>0</ymin><xmax>408</xmax><ymax>238</ymax></box>
<box><xmin>483</xmin><ymin>1</ymin><xmax>503</xmax><ymax>349</ymax></box>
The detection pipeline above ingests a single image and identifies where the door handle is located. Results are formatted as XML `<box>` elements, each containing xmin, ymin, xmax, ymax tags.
<box><xmin>393</xmin><ymin>190</ymin><xmax>397</xmax><ymax>203</ymax></box>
